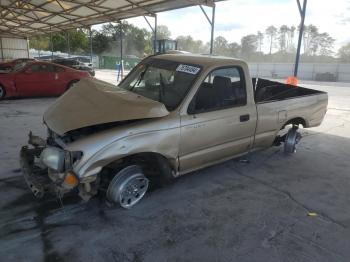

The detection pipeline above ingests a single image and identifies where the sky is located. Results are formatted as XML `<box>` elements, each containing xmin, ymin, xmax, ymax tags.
<box><xmin>93</xmin><ymin>0</ymin><xmax>350</xmax><ymax>53</ymax></box>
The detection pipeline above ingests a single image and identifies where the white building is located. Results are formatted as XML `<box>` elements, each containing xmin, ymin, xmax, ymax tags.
<box><xmin>0</xmin><ymin>35</ymin><xmax>29</xmax><ymax>61</ymax></box>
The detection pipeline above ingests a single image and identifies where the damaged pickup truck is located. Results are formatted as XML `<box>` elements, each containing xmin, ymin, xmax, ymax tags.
<box><xmin>20</xmin><ymin>54</ymin><xmax>328</xmax><ymax>209</ymax></box>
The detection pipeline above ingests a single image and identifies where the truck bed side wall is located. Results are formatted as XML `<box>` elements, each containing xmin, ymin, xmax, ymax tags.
<box><xmin>254</xmin><ymin>93</ymin><xmax>328</xmax><ymax>149</ymax></box>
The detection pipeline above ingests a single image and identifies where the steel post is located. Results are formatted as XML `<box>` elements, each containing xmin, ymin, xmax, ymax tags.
<box><xmin>294</xmin><ymin>0</ymin><xmax>307</xmax><ymax>77</ymax></box>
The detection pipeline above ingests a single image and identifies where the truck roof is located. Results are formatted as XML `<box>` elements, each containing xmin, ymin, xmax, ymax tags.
<box><xmin>153</xmin><ymin>53</ymin><xmax>247</xmax><ymax>68</ymax></box>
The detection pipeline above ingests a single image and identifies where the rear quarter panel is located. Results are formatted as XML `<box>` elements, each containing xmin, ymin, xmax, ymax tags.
<box><xmin>0</xmin><ymin>74</ymin><xmax>16</xmax><ymax>97</ymax></box>
<box><xmin>254</xmin><ymin>93</ymin><xmax>328</xmax><ymax>148</ymax></box>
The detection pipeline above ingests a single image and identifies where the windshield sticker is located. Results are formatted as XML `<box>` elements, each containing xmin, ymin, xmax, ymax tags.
<box><xmin>176</xmin><ymin>64</ymin><xmax>200</xmax><ymax>75</ymax></box>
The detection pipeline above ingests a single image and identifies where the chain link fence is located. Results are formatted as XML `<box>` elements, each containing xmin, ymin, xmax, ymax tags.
<box><xmin>249</xmin><ymin>63</ymin><xmax>350</xmax><ymax>82</ymax></box>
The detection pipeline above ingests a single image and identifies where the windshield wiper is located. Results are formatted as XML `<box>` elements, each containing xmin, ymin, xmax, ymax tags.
<box><xmin>130</xmin><ymin>68</ymin><xmax>147</xmax><ymax>91</ymax></box>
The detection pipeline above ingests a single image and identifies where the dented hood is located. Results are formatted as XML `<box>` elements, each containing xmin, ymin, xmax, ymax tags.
<box><xmin>44</xmin><ymin>78</ymin><xmax>169</xmax><ymax>135</ymax></box>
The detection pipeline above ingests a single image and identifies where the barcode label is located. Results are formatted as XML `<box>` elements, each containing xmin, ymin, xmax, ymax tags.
<box><xmin>176</xmin><ymin>64</ymin><xmax>200</xmax><ymax>75</ymax></box>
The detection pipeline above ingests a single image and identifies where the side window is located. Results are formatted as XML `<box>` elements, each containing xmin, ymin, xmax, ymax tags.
<box><xmin>31</xmin><ymin>64</ymin><xmax>55</xmax><ymax>73</ymax></box>
<box><xmin>54</xmin><ymin>65</ymin><xmax>65</xmax><ymax>72</ymax></box>
<box><xmin>30</xmin><ymin>64</ymin><xmax>46</xmax><ymax>73</ymax></box>
<box><xmin>190</xmin><ymin>67</ymin><xmax>247</xmax><ymax>113</ymax></box>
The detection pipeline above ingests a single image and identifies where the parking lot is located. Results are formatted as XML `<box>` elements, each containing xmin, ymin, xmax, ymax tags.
<box><xmin>1</xmin><ymin>71</ymin><xmax>350</xmax><ymax>262</ymax></box>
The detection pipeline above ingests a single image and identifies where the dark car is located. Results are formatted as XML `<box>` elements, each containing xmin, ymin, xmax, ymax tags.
<box><xmin>52</xmin><ymin>58</ymin><xmax>95</xmax><ymax>76</ymax></box>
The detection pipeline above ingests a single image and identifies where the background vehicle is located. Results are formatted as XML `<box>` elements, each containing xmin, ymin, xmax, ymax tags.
<box><xmin>0</xmin><ymin>60</ymin><xmax>90</xmax><ymax>99</ymax></box>
<box><xmin>155</xmin><ymin>39</ymin><xmax>178</xmax><ymax>54</ymax></box>
<box><xmin>72</xmin><ymin>56</ymin><xmax>93</xmax><ymax>68</ymax></box>
<box><xmin>0</xmin><ymin>58</ymin><xmax>36</xmax><ymax>73</ymax></box>
<box><xmin>52</xmin><ymin>58</ymin><xmax>95</xmax><ymax>76</ymax></box>
<box><xmin>20</xmin><ymin>54</ymin><xmax>328</xmax><ymax>209</ymax></box>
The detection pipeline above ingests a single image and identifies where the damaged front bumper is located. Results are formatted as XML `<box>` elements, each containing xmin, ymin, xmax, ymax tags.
<box><xmin>20</xmin><ymin>145</ymin><xmax>55</xmax><ymax>198</ymax></box>
<box><xmin>20</xmin><ymin>132</ymin><xmax>97</xmax><ymax>201</ymax></box>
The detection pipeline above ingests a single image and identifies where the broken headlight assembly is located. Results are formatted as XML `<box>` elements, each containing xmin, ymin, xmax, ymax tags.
<box><xmin>40</xmin><ymin>147</ymin><xmax>83</xmax><ymax>172</ymax></box>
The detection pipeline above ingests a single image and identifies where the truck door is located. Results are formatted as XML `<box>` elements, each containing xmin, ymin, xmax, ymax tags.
<box><xmin>179</xmin><ymin>66</ymin><xmax>257</xmax><ymax>173</ymax></box>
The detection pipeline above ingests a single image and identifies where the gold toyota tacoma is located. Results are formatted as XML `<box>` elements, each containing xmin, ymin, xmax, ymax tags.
<box><xmin>20</xmin><ymin>53</ymin><xmax>328</xmax><ymax>209</ymax></box>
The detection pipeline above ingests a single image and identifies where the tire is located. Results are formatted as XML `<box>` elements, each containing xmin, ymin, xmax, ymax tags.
<box><xmin>284</xmin><ymin>128</ymin><xmax>301</xmax><ymax>154</ymax></box>
<box><xmin>106</xmin><ymin>165</ymin><xmax>149</xmax><ymax>209</ymax></box>
<box><xmin>0</xmin><ymin>85</ymin><xmax>5</xmax><ymax>100</ymax></box>
<box><xmin>66</xmin><ymin>80</ymin><xmax>79</xmax><ymax>91</ymax></box>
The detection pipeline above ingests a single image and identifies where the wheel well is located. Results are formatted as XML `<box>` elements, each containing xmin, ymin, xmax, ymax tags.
<box><xmin>66</xmin><ymin>79</ymin><xmax>79</xmax><ymax>90</ymax></box>
<box><xmin>101</xmin><ymin>152</ymin><xmax>175</xmax><ymax>188</ymax></box>
<box><xmin>0</xmin><ymin>83</ymin><xmax>5</xmax><ymax>98</ymax></box>
<box><xmin>281</xmin><ymin>117</ymin><xmax>307</xmax><ymax>129</ymax></box>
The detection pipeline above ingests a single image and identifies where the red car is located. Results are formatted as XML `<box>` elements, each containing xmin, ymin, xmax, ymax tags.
<box><xmin>0</xmin><ymin>61</ymin><xmax>90</xmax><ymax>99</ymax></box>
<box><xmin>0</xmin><ymin>58</ymin><xmax>36</xmax><ymax>72</ymax></box>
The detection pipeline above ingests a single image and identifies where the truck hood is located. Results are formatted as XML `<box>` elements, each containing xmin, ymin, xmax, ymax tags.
<box><xmin>43</xmin><ymin>78</ymin><xmax>169</xmax><ymax>136</ymax></box>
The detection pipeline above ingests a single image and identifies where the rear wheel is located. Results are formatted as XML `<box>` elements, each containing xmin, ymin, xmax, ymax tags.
<box><xmin>106</xmin><ymin>165</ymin><xmax>149</xmax><ymax>209</ymax></box>
<box><xmin>0</xmin><ymin>85</ymin><xmax>5</xmax><ymax>100</ymax></box>
<box><xmin>284</xmin><ymin>127</ymin><xmax>301</xmax><ymax>154</ymax></box>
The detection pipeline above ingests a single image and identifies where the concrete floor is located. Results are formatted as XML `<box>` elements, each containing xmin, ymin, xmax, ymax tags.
<box><xmin>1</xmin><ymin>72</ymin><xmax>350</xmax><ymax>262</ymax></box>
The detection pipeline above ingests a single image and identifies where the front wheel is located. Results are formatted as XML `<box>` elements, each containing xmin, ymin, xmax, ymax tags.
<box><xmin>106</xmin><ymin>165</ymin><xmax>149</xmax><ymax>209</ymax></box>
<box><xmin>0</xmin><ymin>85</ymin><xmax>6</xmax><ymax>100</ymax></box>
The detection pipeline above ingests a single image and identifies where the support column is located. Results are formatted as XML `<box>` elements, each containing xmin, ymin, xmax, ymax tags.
<box><xmin>143</xmin><ymin>15</ymin><xmax>157</xmax><ymax>54</ymax></box>
<box><xmin>89</xmin><ymin>26</ymin><xmax>93</xmax><ymax>64</ymax></box>
<box><xmin>26</xmin><ymin>37</ymin><xmax>30</xmax><ymax>58</ymax></box>
<box><xmin>210</xmin><ymin>5</ymin><xmax>215</xmax><ymax>55</ymax></box>
<box><xmin>67</xmin><ymin>31</ymin><xmax>70</xmax><ymax>57</ymax></box>
<box><xmin>50</xmin><ymin>27</ymin><xmax>53</xmax><ymax>60</ymax></box>
<box><xmin>199</xmin><ymin>4</ymin><xmax>216</xmax><ymax>55</ymax></box>
<box><xmin>120</xmin><ymin>22</ymin><xmax>123</xmax><ymax>79</ymax></box>
<box><xmin>154</xmin><ymin>14</ymin><xmax>157</xmax><ymax>54</ymax></box>
<box><xmin>0</xmin><ymin>37</ymin><xmax>3</xmax><ymax>61</ymax></box>
<box><xmin>294</xmin><ymin>0</ymin><xmax>307</xmax><ymax>77</ymax></box>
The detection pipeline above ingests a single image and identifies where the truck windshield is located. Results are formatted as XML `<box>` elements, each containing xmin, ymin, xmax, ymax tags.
<box><xmin>118</xmin><ymin>58</ymin><xmax>201</xmax><ymax>111</ymax></box>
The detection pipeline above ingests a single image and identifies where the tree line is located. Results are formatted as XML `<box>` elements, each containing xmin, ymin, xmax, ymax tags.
<box><xmin>29</xmin><ymin>22</ymin><xmax>350</xmax><ymax>63</ymax></box>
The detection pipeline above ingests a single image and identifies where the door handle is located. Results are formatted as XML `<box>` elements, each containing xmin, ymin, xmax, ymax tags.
<box><xmin>240</xmin><ymin>114</ymin><xmax>250</xmax><ymax>122</ymax></box>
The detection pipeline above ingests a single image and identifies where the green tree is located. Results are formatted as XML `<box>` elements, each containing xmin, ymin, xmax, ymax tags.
<box><xmin>92</xmin><ymin>30</ymin><xmax>109</xmax><ymax>55</ymax></box>
<box><xmin>214</xmin><ymin>36</ymin><xmax>229</xmax><ymax>55</ymax></box>
<box><xmin>227</xmin><ymin>42</ymin><xmax>241</xmax><ymax>57</ymax></box>
<box><xmin>287</xmin><ymin>26</ymin><xmax>296</xmax><ymax>51</ymax></box>
<box><xmin>176</xmin><ymin>35</ymin><xmax>206</xmax><ymax>53</ymax></box>
<box><xmin>29</xmin><ymin>35</ymin><xmax>50</xmax><ymax>56</ymax></box>
<box><xmin>317</xmin><ymin>33</ymin><xmax>335</xmax><ymax>56</ymax></box>
<box><xmin>156</xmin><ymin>25</ymin><xmax>171</xmax><ymax>39</ymax></box>
<box><xmin>257</xmin><ymin>31</ymin><xmax>264</xmax><ymax>52</ymax></box>
<box><xmin>278</xmin><ymin>25</ymin><xmax>289</xmax><ymax>52</ymax></box>
<box><xmin>241</xmin><ymin>34</ymin><xmax>258</xmax><ymax>58</ymax></box>
<box><xmin>100</xmin><ymin>22</ymin><xmax>153</xmax><ymax>57</ymax></box>
<box><xmin>265</xmin><ymin>26</ymin><xmax>277</xmax><ymax>54</ymax></box>
<box><xmin>338</xmin><ymin>43</ymin><xmax>350</xmax><ymax>62</ymax></box>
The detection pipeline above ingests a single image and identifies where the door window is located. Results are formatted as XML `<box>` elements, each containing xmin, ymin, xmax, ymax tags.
<box><xmin>54</xmin><ymin>65</ymin><xmax>65</xmax><ymax>72</ymax></box>
<box><xmin>30</xmin><ymin>64</ymin><xmax>55</xmax><ymax>73</ymax></box>
<box><xmin>189</xmin><ymin>67</ymin><xmax>247</xmax><ymax>113</ymax></box>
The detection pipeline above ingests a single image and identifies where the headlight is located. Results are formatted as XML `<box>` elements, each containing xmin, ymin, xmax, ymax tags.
<box><xmin>40</xmin><ymin>147</ymin><xmax>65</xmax><ymax>172</ymax></box>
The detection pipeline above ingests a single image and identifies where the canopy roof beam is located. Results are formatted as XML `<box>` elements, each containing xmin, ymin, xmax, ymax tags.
<box><xmin>199</xmin><ymin>4</ymin><xmax>216</xmax><ymax>54</ymax></box>
<box><xmin>0</xmin><ymin>0</ymin><xmax>223</xmax><ymax>38</ymax></box>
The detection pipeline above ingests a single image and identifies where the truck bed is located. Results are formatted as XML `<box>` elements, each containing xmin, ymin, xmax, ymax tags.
<box><xmin>252</xmin><ymin>78</ymin><xmax>328</xmax><ymax>149</ymax></box>
<box><xmin>253</xmin><ymin>78</ymin><xmax>326</xmax><ymax>103</ymax></box>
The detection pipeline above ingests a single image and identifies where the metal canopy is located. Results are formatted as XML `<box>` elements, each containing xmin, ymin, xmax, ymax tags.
<box><xmin>0</xmin><ymin>0</ymin><xmax>219</xmax><ymax>37</ymax></box>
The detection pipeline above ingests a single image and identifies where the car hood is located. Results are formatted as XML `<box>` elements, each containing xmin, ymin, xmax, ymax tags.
<box><xmin>43</xmin><ymin>78</ymin><xmax>169</xmax><ymax>136</ymax></box>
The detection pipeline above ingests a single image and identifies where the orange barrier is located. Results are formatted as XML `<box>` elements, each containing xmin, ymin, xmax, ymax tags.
<box><xmin>286</xmin><ymin>76</ymin><xmax>298</xmax><ymax>86</ymax></box>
